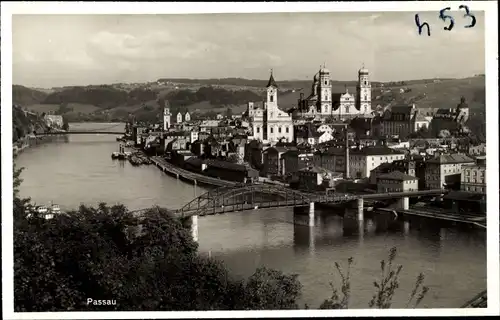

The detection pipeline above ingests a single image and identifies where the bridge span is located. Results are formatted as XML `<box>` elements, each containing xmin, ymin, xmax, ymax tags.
<box><xmin>37</xmin><ymin>123</ymin><xmax>125</xmax><ymax>135</ymax></box>
<box><xmin>131</xmin><ymin>184</ymin><xmax>447</xmax><ymax>242</ymax></box>
<box><xmin>37</xmin><ymin>130</ymin><xmax>125</xmax><ymax>135</ymax></box>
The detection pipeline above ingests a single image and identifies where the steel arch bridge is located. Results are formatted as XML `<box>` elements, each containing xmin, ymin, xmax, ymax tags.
<box><xmin>175</xmin><ymin>184</ymin><xmax>326</xmax><ymax>218</ymax></box>
<box><xmin>38</xmin><ymin>123</ymin><xmax>125</xmax><ymax>135</ymax></box>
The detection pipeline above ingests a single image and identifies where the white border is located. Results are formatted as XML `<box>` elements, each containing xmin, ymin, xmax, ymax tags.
<box><xmin>2</xmin><ymin>1</ymin><xmax>498</xmax><ymax>319</ymax></box>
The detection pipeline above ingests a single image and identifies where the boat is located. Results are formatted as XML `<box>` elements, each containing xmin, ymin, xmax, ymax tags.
<box><xmin>112</xmin><ymin>144</ymin><xmax>127</xmax><ymax>160</ymax></box>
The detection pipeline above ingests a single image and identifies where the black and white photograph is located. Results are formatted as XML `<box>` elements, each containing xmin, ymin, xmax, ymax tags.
<box><xmin>2</xmin><ymin>1</ymin><xmax>498</xmax><ymax>318</ymax></box>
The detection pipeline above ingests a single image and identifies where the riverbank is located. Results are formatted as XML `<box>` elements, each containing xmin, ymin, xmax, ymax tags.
<box><xmin>13</xmin><ymin>134</ymin><xmax>69</xmax><ymax>157</ymax></box>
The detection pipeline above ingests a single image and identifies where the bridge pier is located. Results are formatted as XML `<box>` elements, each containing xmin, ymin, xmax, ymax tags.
<box><xmin>358</xmin><ymin>219</ymin><xmax>364</xmax><ymax>242</ymax></box>
<box><xmin>191</xmin><ymin>215</ymin><xmax>199</xmax><ymax>242</ymax></box>
<box><xmin>357</xmin><ymin>198</ymin><xmax>364</xmax><ymax>221</ymax></box>
<box><xmin>397</xmin><ymin>196</ymin><xmax>409</xmax><ymax>210</ymax></box>
<box><xmin>309</xmin><ymin>202</ymin><xmax>315</xmax><ymax>227</ymax></box>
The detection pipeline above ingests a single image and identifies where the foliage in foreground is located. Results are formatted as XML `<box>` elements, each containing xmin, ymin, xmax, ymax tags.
<box><xmin>319</xmin><ymin>248</ymin><xmax>429</xmax><ymax>309</ymax></box>
<box><xmin>14</xmin><ymin>200</ymin><xmax>301</xmax><ymax>311</ymax></box>
<box><xmin>14</xmin><ymin>164</ymin><xmax>427</xmax><ymax>311</ymax></box>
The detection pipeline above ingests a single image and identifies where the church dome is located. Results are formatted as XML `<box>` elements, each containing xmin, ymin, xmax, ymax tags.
<box><xmin>320</xmin><ymin>67</ymin><xmax>330</xmax><ymax>74</ymax></box>
<box><xmin>358</xmin><ymin>67</ymin><xmax>369</xmax><ymax>74</ymax></box>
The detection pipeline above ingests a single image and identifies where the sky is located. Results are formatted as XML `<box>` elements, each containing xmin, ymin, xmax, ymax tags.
<box><xmin>12</xmin><ymin>11</ymin><xmax>485</xmax><ymax>88</ymax></box>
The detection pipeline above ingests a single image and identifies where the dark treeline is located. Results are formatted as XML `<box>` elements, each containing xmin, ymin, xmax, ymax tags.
<box><xmin>164</xmin><ymin>86</ymin><xmax>263</xmax><ymax>107</ymax></box>
<box><xmin>42</xmin><ymin>86</ymin><xmax>157</xmax><ymax>109</ymax></box>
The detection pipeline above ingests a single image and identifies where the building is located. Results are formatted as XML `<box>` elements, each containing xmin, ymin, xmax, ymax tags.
<box><xmin>377</xmin><ymin>171</ymin><xmax>419</xmax><ymax>193</ymax></box>
<box><xmin>200</xmin><ymin>120</ymin><xmax>221</xmax><ymax>132</ymax></box>
<box><xmin>262</xmin><ymin>146</ymin><xmax>289</xmax><ymax>177</ymax></box>
<box><xmin>425</xmin><ymin>153</ymin><xmax>475</xmax><ymax>189</ymax></box>
<box><xmin>244</xmin><ymin>139</ymin><xmax>264</xmax><ymax>170</ymax></box>
<box><xmin>295</xmin><ymin>65</ymin><xmax>372</xmax><ymax>119</ymax></box>
<box><xmin>297</xmin><ymin>166</ymin><xmax>335</xmax><ymax>191</ymax></box>
<box><xmin>313</xmin><ymin>147</ymin><xmax>347</xmax><ymax>175</ymax></box>
<box><xmin>185</xmin><ymin>112</ymin><xmax>191</xmax><ymax>122</ymax></box>
<box><xmin>429</xmin><ymin>96</ymin><xmax>470</xmax><ymax>136</ymax></box>
<box><xmin>369</xmin><ymin>155</ymin><xmax>426</xmax><ymax>188</ymax></box>
<box><xmin>203</xmin><ymin>159</ymin><xmax>259</xmax><ymax>183</ymax></box>
<box><xmin>316</xmin><ymin>124</ymin><xmax>333</xmax><ymax>134</ymax></box>
<box><xmin>349</xmin><ymin>146</ymin><xmax>406</xmax><ymax>179</ymax></box>
<box><xmin>461</xmin><ymin>157</ymin><xmax>486</xmax><ymax>194</ymax></box>
<box><xmin>318</xmin><ymin>131</ymin><xmax>334</xmax><ymax>144</ymax></box>
<box><xmin>176</xmin><ymin>112</ymin><xmax>183</xmax><ymax>124</ymax></box>
<box><xmin>44</xmin><ymin>114</ymin><xmax>64</xmax><ymax>128</ymax></box>
<box><xmin>190</xmin><ymin>130</ymin><xmax>199</xmax><ymax>143</ymax></box>
<box><xmin>281</xmin><ymin>150</ymin><xmax>313</xmax><ymax>177</ymax></box>
<box><xmin>246</xmin><ymin>71</ymin><xmax>294</xmax><ymax>144</ymax></box>
<box><xmin>295</xmin><ymin>124</ymin><xmax>323</xmax><ymax>146</ymax></box>
<box><xmin>414</xmin><ymin>113</ymin><xmax>431</xmax><ymax>132</ymax></box>
<box><xmin>377</xmin><ymin>105</ymin><xmax>418</xmax><ymax>138</ymax></box>
<box><xmin>468</xmin><ymin>143</ymin><xmax>486</xmax><ymax>156</ymax></box>
<box><xmin>163</xmin><ymin>106</ymin><xmax>172</xmax><ymax>130</ymax></box>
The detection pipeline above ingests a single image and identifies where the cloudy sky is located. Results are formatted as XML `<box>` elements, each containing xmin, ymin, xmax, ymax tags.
<box><xmin>13</xmin><ymin>11</ymin><xmax>485</xmax><ymax>88</ymax></box>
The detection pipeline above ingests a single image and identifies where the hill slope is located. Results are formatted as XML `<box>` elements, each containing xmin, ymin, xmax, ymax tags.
<box><xmin>13</xmin><ymin>85</ymin><xmax>48</xmax><ymax>106</ymax></box>
<box><xmin>13</xmin><ymin>75</ymin><xmax>485</xmax><ymax>124</ymax></box>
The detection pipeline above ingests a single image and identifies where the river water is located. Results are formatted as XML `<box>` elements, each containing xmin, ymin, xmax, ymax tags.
<box><xmin>15</xmin><ymin>122</ymin><xmax>487</xmax><ymax>309</ymax></box>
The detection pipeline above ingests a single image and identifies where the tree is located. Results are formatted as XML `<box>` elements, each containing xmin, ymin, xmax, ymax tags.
<box><xmin>62</xmin><ymin>117</ymin><xmax>70</xmax><ymax>131</ymax></box>
<box><xmin>320</xmin><ymin>247</ymin><xmax>429</xmax><ymax>310</ymax></box>
<box><xmin>242</xmin><ymin>267</ymin><xmax>303</xmax><ymax>310</ymax></box>
<box><xmin>13</xmin><ymin>159</ymin><xmax>24</xmax><ymax>199</ymax></box>
<box><xmin>13</xmin><ymin>167</ymin><xmax>304</xmax><ymax>311</ymax></box>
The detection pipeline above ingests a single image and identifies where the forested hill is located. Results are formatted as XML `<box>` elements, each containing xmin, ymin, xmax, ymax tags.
<box><xmin>13</xmin><ymin>85</ymin><xmax>48</xmax><ymax>106</ymax></box>
<box><xmin>12</xmin><ymin>84</ymin><xmax>263</xmax><ymax>109</ymax></box>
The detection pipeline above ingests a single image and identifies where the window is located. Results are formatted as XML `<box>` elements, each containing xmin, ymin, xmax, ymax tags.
<box><xmin>270</xmin><ymin>94</ymin><xmax>274</xmax><ymax>102</ymax></box>
<box><xmin>270</xmin><ymin>127</ymin><xmax>274</xmax><ymax>134</ymax></box>
<box><xmin>364</xmin><ymin>95</ymin><xmax>367</xmax><ymax>101</ymax></box>
<box><xmin>346</xmin><ymin>106</ymin><xmax>350</xmax><ymax>113</ymax></box>
<box><xmin>325</xmin><ymin>81</ymin><xmax>328</xmax><ymax>85</ymax></box>
<box><xmin>364</xmin><ymin>81</ymin><xmax>367</xmax><ymax>86</ymax></box>
<box><xmin>256</xmin><ymin>127</ymin><xmax>260</xmax><ymax>133</ymax></box>
<box><xmin>278</xmin><ymin>127</ymin><xmax>282</xmax><ymax>133</ymax></box>
<box><xmin>286</xmin><ymin>127</ymin><xmax>289</xmax><ymax>133</ymax></box>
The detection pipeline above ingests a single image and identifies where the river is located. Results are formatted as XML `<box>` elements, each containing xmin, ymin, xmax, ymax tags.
<box><xmin>15</xmin><ymin>122</ymin><xmax>487</xmax><ymax>309</ymax></box>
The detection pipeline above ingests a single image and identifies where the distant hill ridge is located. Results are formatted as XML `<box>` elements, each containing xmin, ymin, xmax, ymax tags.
<box><xmin>13</xmin><ymin>75</ymin><xmax>485</xmax><ymax>119</ymax></box>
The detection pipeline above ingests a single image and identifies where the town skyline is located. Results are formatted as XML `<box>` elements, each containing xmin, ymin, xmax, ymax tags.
<box><xmin>13</xmin><ymin>11</ymin><xmax>485</xmax><ymax>88</ymax></box>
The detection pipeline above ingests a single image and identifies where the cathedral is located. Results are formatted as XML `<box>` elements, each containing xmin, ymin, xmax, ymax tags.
<box><xmin>246</xmin><ymin>71</ymin><xmax>294</xmax><ymax>144</ymax></box>
<box><xmin>295</xmin><ymin>65</ymin><xmax>372</xmax><ymax>119</ymax></box>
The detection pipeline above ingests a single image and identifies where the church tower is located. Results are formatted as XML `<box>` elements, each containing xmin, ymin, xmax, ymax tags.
<box><xmin>266</xmin><ymin>69</ymin><xmax>278</xmax><ymax>111</ymax></box>
<box><xmin>163</xmin><ymin>102</ymin><xmax>171</xmax><ymax>131</ymax></box>
<box><xmin>356</xmin><ymin>64</ymin><xmax>371</xmax><ymax>115</ymax></box>
<box><xmin>318</xmin><ymin>64</ymin><xmax>332</xmax><ymax>116</ymax></box>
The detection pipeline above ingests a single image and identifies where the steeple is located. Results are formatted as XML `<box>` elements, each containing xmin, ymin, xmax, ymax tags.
<box><xmin>266</xmin><ymin>69</ymin><xmax>278</xmax><ymax>88</ymax></box>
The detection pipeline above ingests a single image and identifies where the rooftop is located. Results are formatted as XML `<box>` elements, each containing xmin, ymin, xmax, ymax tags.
<box><xmin>378</xmin><ymin>170</ymin><xmax>418</xmax><ymax>181</ymax></box>
<box><xmin>205</xmin><ymin>159</ymin><xmax>247</xmax><ymax>172</ymax></box>
<box><xmin>351</xmin><ymin>146</ymin><xmax>405</xmax><ymax>156</ymax></box>
<box><xmin>427</xmin><ymin>153</ymin><xmax>475</xmax><ymax>164</ymax></box>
